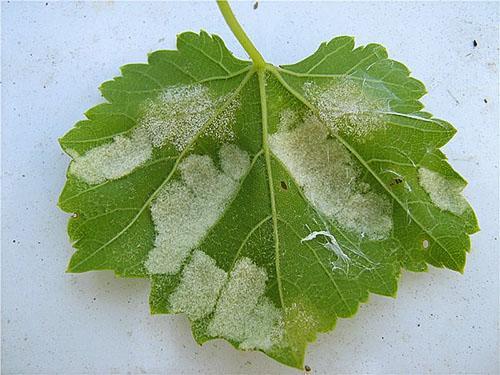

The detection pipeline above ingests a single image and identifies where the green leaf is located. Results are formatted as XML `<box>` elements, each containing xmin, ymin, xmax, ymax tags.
<box><xmin>59</xmin><ymin>31</ymin><xmax>478</xmax><ymax>369</ymax></box>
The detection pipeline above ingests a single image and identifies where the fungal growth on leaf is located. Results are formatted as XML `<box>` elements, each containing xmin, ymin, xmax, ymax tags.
<box><xmin>207</xmin><ymin>257</ymin><xmax>284</xmax><ymax>351</ymax></box>
<box><xmin>303</xmin><ymin>79</ymin><xmax>388</xmax><ymax>139</ymax></box>
<box><xmin>269</xmin><ymin>112</ymin><xmax>393</xmax><ymax>240</ymax></box>
<box><xmin>145</xmin><ymin>144</ymin><xmax>250</xmax><ymax>274</ymax></box>
<box><xmin>169</xmin><ymin>250</ymin><xmax>228</xmax><ymax>320</ymax></box>
<box><xmin>69</xmin><ymin>128</ymin><xmax>153</xmax><ymax>184</ymax></box>
<box><xmin>58</xmin><ymin>1</ymin><xmax>478</xmax><ymax>370</ymax></box>
<box><xmin>140</xmin><ymin>84</ymin><xmax>239</xmax><ymax>150</ymax></box>
<box><xmin>418</xmin><ymin>167</ymin><xmax>468</xmax><ymax>215</ymax></box>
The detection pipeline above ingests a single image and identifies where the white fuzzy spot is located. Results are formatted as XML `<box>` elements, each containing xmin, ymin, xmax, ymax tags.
<box><xmin>208</xmin><ymin>258</ymin><xmax>283</xmax><ymax>350</ymax></box>
<box><xmin>145</xmin><ymin>145</ymin><xmax>250</xmax><ymax>275</ymax></box>
<box><xmin>219</xmin><ymin>144</ymin><xmax>251</xmax><ymax>180</ymax></box>
<box><xmin>422</xmin><ymin>239</ymin><xmax>430</xmax><ymax>249</ymax></box>
<box><xmin>169</xmin><ymin>250</ymin><xmax>227</xmax><ymax>320</ymax></box>
<box><xmin>69</xmin><ymin>128</ymin><xmax>152</xmax><ymax>185</ymax></box>
<box><xmin>140</xmin><ymin>85</ymin><xmax>238</xmax><ymax>151</ymax></box>
<box><xmin>278</xmin><ymin>108</ymin><xmax>298</xmax><ymax>131</ymax></box>
<box><xmin>69</xmin><ymin>84</ymin><xmax>240</xmax><ymax>185</ymax></box>
<box><xmin>418</xmin><ymin>167</ymin><xmax>467</xmax><ymax>215</ymax></box>
<box><xmin>269</xmin><ymin>113</ymin><xmax>392</xmax><ymax>240</ymax></box>
<box><xmin>65</xmin><ymin>148</ymin><xmax>80</xmax><ymax>159</ymax></box>
<box><xmin>238</xmin><ymin>298</ymin><xmax>283</xmax><ymax>350</ymax></box>
<box><xmin>304</xmin><ymin>80</ymin><xmax>387</xmax><ymax>139</ymax></box>
<box><xmin>205</xmin><ymin>96</ymin><xmax>239</xmax><ymax>143</ymax></box>
<box><xmin>284</xmin><ymin>301</ymin><xmax>320</xmax><ymax>341</ymax></box>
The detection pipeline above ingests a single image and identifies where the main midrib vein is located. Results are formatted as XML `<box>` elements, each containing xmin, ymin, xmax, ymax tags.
<box><xmin>258</xmin><ymin>70</ymin><xmax>286</xmax><ymax>309</ymax></box>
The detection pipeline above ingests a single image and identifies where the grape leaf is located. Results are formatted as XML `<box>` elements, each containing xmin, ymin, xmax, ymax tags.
<box><xmin>58</xmin><ymin>31</ymin><xmax>478</xmax><ymax>369</ymax></box>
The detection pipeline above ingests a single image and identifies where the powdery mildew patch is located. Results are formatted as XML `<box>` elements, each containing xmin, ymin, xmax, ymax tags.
<box><xmin>283</xmin><ymin>301</ymin><xmax>321</xmax><ymax>344</ymax></box>
<box><xmin>69</xmin><ymin>84</ymin><xmax>240</xmax><ymax>185</ymax></box>
<box><xmin>207</xmin><ymin>257</ymin><xmax>284</xmax><ymax>351</ymax></box>
<box><xmin>140</xmin><ymin>85</ymin><xmax>239</xmax><ymax>151</ymax></box>
<box><xmin>303</xmin><ymin>80</ymin><xmax>387</xmax><ymax>139</ymax></box>
<box><xmin>418</xmin><ymin>167</ymin><xmax>467</xmax><ymax>215</ymax></box>
<box><xmin>204</xmin><ymin>96</ymin><xmax>239</xmax><ymax>143</ymax></box>
<box><xmin>169</xmin><ymin>250</ymin><xmax>227</xmax><ymax>320</ymax></box>
<box><xmin>145</xmin><ymin>144</ymin><xmax>250</xmax><ymax>275</ymax></box>
<box><xmin>269</xmin><ymin>112</ymin><xmax>393</xmax><ymax>240</ymax></box>
<box><xmin>69</xmin><ymin>128</ymin><xmax>152</xmax><ymax>184</ymax></box>
<box><xmin>278</xmin><ymin>108</ymin><xmax>298</xmax><ymax>131</ymax></box>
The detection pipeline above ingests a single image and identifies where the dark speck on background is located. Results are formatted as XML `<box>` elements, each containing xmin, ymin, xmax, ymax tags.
<box><xmin>473</xmin><ymin>39</ymin><xmax>478</xmax><ymax>47</ymax></box>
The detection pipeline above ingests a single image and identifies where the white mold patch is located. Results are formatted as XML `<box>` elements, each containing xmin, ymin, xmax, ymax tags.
<box><xmin>140</xmin><ymin>85</ymin><xmax>238</xmax><ymax>151</ymax></box>
<box><xmin>284</xmin><ymin>301</ymin><xmax>320</xmax><ymax>343</ymax></box>
<box><xmin>207</xmin><ymin>257</ymin><xmax>284</xmax><ymax>351</ymax></box>
<box><xmin>204</xmin><ymin>96</ymin><xmax>239</xmax><ymax>143</ymax></box>
<box><xmin>219</xmin><ymin>143</ymin><xmax>251</xmax><ymax>180</ymax></box>
<box><xmin>269</xmin><ymin>113</ymin><xmax>393</xmax><ymax>240</ymax></box>
<box><xmin>418</xmin><ymin>167</ymin><xmax>467</xmax><ymax>215</ymax></box>
<box><xmin>304</xmin><ymin>80</ymin><xmax>387</xmax><ymax>139</ymax></box>
<box><xmin>69</xmin><ymin>128</ymin><xmax>152</xmax><ymax>185</ymax></box>
<box><xmin>145</xmin><ymin>144</ymin><xmax>250</xmax><ymax>275</ymax></box>
<box><xmin>169</xmin><ymin>250</ymin><xmax>227</xmax><ymax>320</ymax></box>
<box><xmin>278</xmin><ymin>108</ymin><xmax>298</xmax><ymax>131</ymax></box>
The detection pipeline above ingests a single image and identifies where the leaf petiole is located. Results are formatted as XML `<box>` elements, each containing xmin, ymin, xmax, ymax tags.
<box><xmin>216</xmin><ymin>0</ymin><xmax>266</xmax><ymax>70</ymax></box>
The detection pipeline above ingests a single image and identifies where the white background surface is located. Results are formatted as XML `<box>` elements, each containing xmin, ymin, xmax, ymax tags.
<box><xmin>1</xmin><ymin>1</ymin><xmax>498</xmax><ymax>374</ymax></box>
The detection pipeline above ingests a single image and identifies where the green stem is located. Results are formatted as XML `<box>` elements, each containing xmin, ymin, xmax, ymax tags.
<box><xmin>216</xmin><ymin>0</ymin><xmax>266</xmax><ymax>69</ymax></box>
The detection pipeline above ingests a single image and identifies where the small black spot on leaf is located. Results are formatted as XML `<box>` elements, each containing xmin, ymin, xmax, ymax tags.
<box><xmin>390</xmin><ymin>177</ymin><xmax>403</xmax><ymax>186</ymax></box>
<box><xmin>280</xmin><ymin>181</ymin><xmax>288</xmax><ymax>190</ymax></box>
